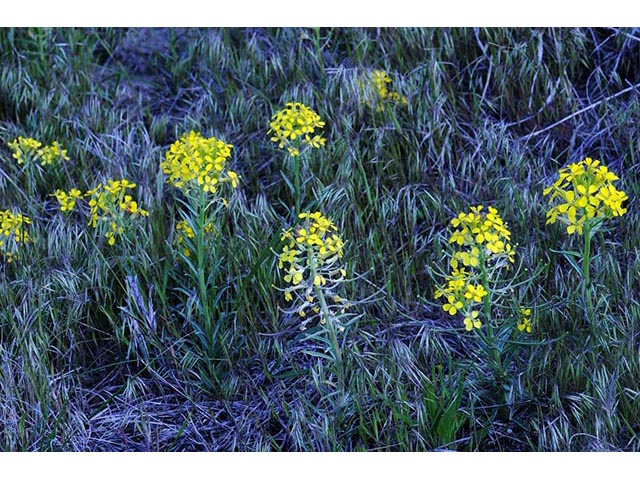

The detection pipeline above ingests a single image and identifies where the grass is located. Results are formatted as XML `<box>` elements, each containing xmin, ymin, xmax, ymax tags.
<box><xmin>0</xmin><ymin>26</ymin><xmax>639</xmax><ymax>451</ymax></box>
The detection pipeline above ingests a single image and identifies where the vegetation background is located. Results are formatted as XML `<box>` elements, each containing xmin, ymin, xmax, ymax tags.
<box><xmin>0</xmin><ymin>27</ymin><xmax>639</xmax><ymax>451</ymax></box>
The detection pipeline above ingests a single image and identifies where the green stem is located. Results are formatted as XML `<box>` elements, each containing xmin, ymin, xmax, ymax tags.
<box><xmin>294</xmin><ymin>154</ymin><xmax>301</xmax><ymax>215</ymax></box>
<box><xmin>195</xmin><ymin>189</ymin><xmax>212</xmax><ymax>341</ymax></box>
<box><xmin>583</xmin><ymin>221</ymin><xmax>593</xmax><ymax>320</ymax></box>
<box><xmin>478</xmin><ymin>250</ymin><xmax>504</xmax><ymax>383</ymax></box>
<box><xmin>309</xmin><ymin>251</ymin><xmax>344</xmax><ymax>391</ymax></box>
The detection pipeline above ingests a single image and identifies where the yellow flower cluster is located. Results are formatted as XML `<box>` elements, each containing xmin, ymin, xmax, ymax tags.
<box><xmin>174</xmin><ymin>219</ymin><xmax>215</xmax><ymax>258</ymax></box>
<box><xmin>359</xmin><ymin>70</ymin><xmax>408</xmax><ymax>111</ymax></box>
<box><xmin>0</xmin><ymin>209</ymin><xmax>31</xmax><ymax>263</ymax></box>
<box><xmin>268</xmin><ymin>102</ymin><xmax>326</xmax><ymax>157</ymax></box>
<box><xmin>161</xmin><ymin>131</ymin><xmax>238</xmax><ymax>198</ymax></box>
<box><xmin>435</xmin><ymin>206</ymin><xmax>515</xmax><ymax>331</ymax></box>
<box><xmin>448</xmin><ymin>206</ymin><xmax>515</xmax><ymax>267</ymax></box>
<box><xmin>278</xmin><ymin>211</ymin><xmax>349</xmax><ymax>330</ymax></box>
<box><xmin>517</xmin><ymin>307</ymin><xmax>532</xmax><ymax>333</ymax></box>
<box><xmin>86</xmin><ymin>179</ymin><xmax>149</xmax><ymax>245</ymax></box>
<box><xmin>52</xmin><ymin>189</ymin><xmax>83</xmax><ymax>213</ymax></box>
<box><xmin>544</xmin><ymin>157</ymin><xmax>628</xmax><ymax>235</ymax></box>
<box><xmin>8</xmin><ymin>136</ymin><xmax>69</xmax><ymax>166</ymax></box>
<box><xmin>175</xmin><ymin>220</ymin><xmax>195</xmax><ymax>257</ymax></box>
<box><xmin>435</xmin><ymin>267</ymin><xmax>487</xmax><ymax>331</ymax></box>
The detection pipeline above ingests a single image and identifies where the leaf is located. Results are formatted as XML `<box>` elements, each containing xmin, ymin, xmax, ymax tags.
<box><xmin>437</xmin><ymin>390</ymin><xmax>464</xmax><ymax>444</ymax></box>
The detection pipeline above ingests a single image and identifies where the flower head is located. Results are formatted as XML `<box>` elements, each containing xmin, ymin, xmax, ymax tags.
<box><xmin>38</xmin><ymin>141</ymin><xmax>70</xmax><ymax>166</ymax></box>
<box><xmin>517</xmin><ymin>307</ymin><xmax>532</xmax><ymax>333</ymax></box>
<box><xmin>358</xmin><ymin>69</ymin><xmax>408</xmax><ymax>111</ymax></box>
<box><xmin>84</xmin><ymin>179</ymin><xmax>149</xmax><ymax>246</ymax></box>
<box><xmin>161</xmin><ymin>131</ymin><xmax>238</xmax><ymax>199</ymax></box>
<box><xmin>463</xmin><ymin>311</ymin><xmax>482</xmax><ymax>331</ymax></box>
<box><xmin>436</xmin><ymin>205</ymin><xmax>515</xmax><ymax>332</ymax></box>
<box><xmin>268</xmin><ymin>102</ymin><xmax>326</xmax><ymax>157</ymax></box>
<box><xmin>448</xmin><ymin>205</ymin><xmax>515</xmax><ymax>266</ymax></box>
<box><xmin>544</xmin><ymin>157</ymin><xmax>628</xmax><ymax>235</ymax></box>
<box><xmin>52</xmin><ymin>189</ymin><xmax>83</xmax><ymax>213</ymax></box>
<box><xmin>0</xmin><ymin>209</ymin><xmax>31</xmax><ymax>262</ymax></box>
<box><xmin>173</xmin><ymin>219</ymin><xmax>215</xmax><ymax>258</ymax></box>
<box><xmin>7</xmin><ymin>136</ymin><xmax>69</xmax><ymax>166</ymax></box>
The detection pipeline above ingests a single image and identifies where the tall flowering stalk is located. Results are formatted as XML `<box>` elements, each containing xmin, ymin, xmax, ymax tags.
<box><xmin>277</xmin><ymin>211</ymin><xmax>351</xmax><ymax>389</ymax></box>
<box><xmin>544</xmin><ymin>157</ymin><xmax>628</xmax><ymax>318</ymax></box>
<box><xmin>161</xmin><ymin>131</ymin><xmax>239</xmax><ymax>376</ymax></box>
<box><xmin>268</xmin><ymin>102</ymin><xmax>325</xmax><ymax>214</ymax></box>
<box><xmin>435</xmin><ymin>205</ymin><xmax>517</xmax><ymax>381</ymax></box>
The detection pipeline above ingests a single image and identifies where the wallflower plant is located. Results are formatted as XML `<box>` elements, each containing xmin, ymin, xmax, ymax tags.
<box><xmin>544</xmin><ymin>157</ymin><xmax>628</xmax><ymax>318</ymax></box>
<box><xmin>277</xmin><ymin>211</ymin><xmax>353</xmax><ymax>390</ymax></box>
<box><xmin>435</xmin><ymin>205</ymin><xmax>523</xmax><ymax>382</ymax></box>
<box><xmin>0</xmin><ymin>209</ymin><xmax>31</xmax><ymax>263</ymax></box>
<box><xmin>268</xmin><ymin>102</ymin><xmax>325</xmax><ymax>214</ymax></box>
<box><xmin>162</xmin><ymin>131</ymin><xmax>239</xmax><ymax>381</ymax></box>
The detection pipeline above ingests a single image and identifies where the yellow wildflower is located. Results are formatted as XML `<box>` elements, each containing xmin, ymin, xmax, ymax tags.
<box><xmin>0</xmin><ymin>209</ymin><xmax>31</xmax><ymax>262</ymax></box>
<box><xmin>84</xmin><ymin>179</ymin><xmax>148</xmax><ymax>246</ymax></box>
<box><xmin>7</xmin><ymin>136</ymin><xmax>69</xmax><ymax>166</ymax></box>
<box><xmin>358</xmin><ymin>69</ymin><xmax>408</xmax><ymax>111</ymax></box>
<box><xmin>544</xmin><ymin>157</ymin><xmax>627</xmax><ymax>235</ymax></box>
<box><xmin>268</xmin><ymin>102</ymin><xmax>326</xmax><ymax>156</ymax></box>
<box><xmin>517</xmin><ymin>307</ymin><xmax>532</xmax><ymax>333</ymax></box>
<box><xmin>161</xmin><ymin>131</ymin><xmax>238</xmax><ymax>199</ymax></box>
<box><xmin>7</xmin><ymin>136</ymin><xmax>42</xmax><ymax>165</ymax></box>
<box><xmin>52</xmin><ymin>188</ymin><xmax>83</xmax><ymax>213</ymax></box>
<box><xmin>463</xmin><ymin>311</ymin><xmax>482</xmax><ymax>331</ymax></box>
<box><xmin>277</xmin><ymin>211</ymin><xmax>349</xmax><ymax>330</ymax></box>
<box><xmin>436</xmin><ymin>206</ymin><xmax>515</xmax><ymax>332</ymax></box>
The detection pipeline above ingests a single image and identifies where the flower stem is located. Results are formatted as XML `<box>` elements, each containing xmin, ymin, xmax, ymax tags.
<box><xmin>583</xmin><ymin>221</ymin><xmax>593</xmax><ymax>320</ymax></box>
<box><xmin>196</xmin><ymin>189</ymin><xmax>211</xmax><ymax>325</ymax></box>
<box><xmin>309</xmin><ymin>252</ymin><xmax>344</xmax><ymax>391</ymax></box>
<box><xmin>294</xmin><ymin>154</ymin><xmax>301</xmax><ymax>215</ymax></box>
<box><xmin>478</xmin><ymin>249</ymin><xmax>504</xmax><ymax>383</ymax></box>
